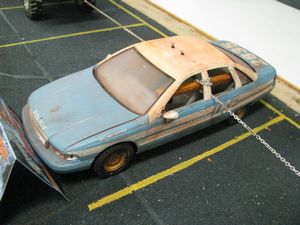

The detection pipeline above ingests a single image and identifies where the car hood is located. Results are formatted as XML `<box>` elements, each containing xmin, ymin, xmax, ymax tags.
<box><xmin>28</xmin><ymin>67</ymin><xmax>138</xmax><ymax>150</ymax></box>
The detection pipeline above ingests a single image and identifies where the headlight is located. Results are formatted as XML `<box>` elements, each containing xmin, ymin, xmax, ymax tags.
<box><xmin>28</xmin><ymin>108</ymin><xmax>48</xmax><ymax>147</ymax></box>
<box><xmin>49</xmin><ymin>145</ymin><xmax>79</xmax><ymax>161</ymax></box>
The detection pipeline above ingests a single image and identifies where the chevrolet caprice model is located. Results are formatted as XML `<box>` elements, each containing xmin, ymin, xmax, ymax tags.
<box><xmin>22</xmin><ymin>36</ymin><xmax>276</xmax><ymax>177</ymax></box>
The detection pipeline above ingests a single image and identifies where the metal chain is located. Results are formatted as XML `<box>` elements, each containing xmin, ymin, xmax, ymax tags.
<box><xmin>200</xmin><ymin>79</ymin><xmax>300</xmax><ymax>177</ymax></box>
<box><xmin>84</xmin><ymin>0</ymin><xmax>144</xmax><ymax>42</ymax></box>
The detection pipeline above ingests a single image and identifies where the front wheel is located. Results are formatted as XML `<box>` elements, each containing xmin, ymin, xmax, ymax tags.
<box><xmin>93</xmin><ymin>144</ymin><xmax>135</xmax><ymax>178</ymax></box>
<box><xmin>24</xmin><ymin>0</ymin><xmax>43</xmax><ymax>20</ymax></box>
<box><xmin>75</xmin><ymin>0</ymin><xmax>96</xmax><ymax>12</ymax></box>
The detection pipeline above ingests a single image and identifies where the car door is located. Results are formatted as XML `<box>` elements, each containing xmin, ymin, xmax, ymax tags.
<box><xmin>207</xmin><ymin>66</ymin><xmax>242</xmax><ymax>119</ymax></box>
<box><xmin>230</xmin><ymin>65</ymin><xmax>272</xmax><ymax>109</ymax></box>
<box><xmin>143</xmin><ymin>72</ymin><xmax>216</xmax><ymax>149</ymax></box>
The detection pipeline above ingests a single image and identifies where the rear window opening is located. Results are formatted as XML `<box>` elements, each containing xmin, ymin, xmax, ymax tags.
<box><xmin>214</xmin><ymin>46</ymin><xmax>255</xmax><ymax>72</ymax></box>
<box><xmin>235</xmin><ymin>68</ymin><xmax>252</xmax><ymax>86</ymax></box>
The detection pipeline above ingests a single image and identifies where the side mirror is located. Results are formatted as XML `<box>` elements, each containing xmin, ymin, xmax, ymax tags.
<box><xmin>163</xmin><ymin>110</ymin><xmax>179</xmax><ymax>121</ymax></box>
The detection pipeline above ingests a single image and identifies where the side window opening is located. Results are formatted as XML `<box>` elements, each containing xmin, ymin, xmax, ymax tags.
<box><xmin>207</xmin><ymin>67</ymin><xmax>235</xmax><ymax>95</ymax></box>
<box><xmin>235</xmin><ymin>68</ymin><xmax>252</xmax><ymax>86</ymax></box>
<box><xmin>165</xmin><ymin>75</ymin><xmax>204</xmax><ymax>111</ymax></box>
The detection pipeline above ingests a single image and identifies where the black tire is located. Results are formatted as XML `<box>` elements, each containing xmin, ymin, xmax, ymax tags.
<box><xmin>24</xmin><ymin>0</ymin><xmax>43</xmax><ymax>20</ymax></box>
<box><xmin>75</xmin><ymin>0</ymin><xmax>96</xmax><ymax>12</ymax></box>
<box><xmin>226</xmin><ymin>106</ymin><xmax>248</xmax><ymax>125</ymax></box>
<box><xmin>93</xmin><ymin>144</ymin><xmax>135</xmax><ymax>178</ymax></box>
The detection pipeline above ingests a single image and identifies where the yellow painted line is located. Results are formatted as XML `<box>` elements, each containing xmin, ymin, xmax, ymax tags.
<box><xmin>0</xmin><ymin>23</ymin><xmax>144</xmax><ymax>49</ymax></box>
<box><xmin>260</xmin><ymin>99</ymin><xmax>300</xmax><ymax>129</ymax></box>
<box><xmin>0</xmin><ymin>5</ymin><xmax>23</xmax><ymax>10</ymax></box>
<box><xmin>0</xmin><ymin>1</ymin><xmax>73</xmax><ymax>11</ymax></box>
<box><xmin>109</xmin><ymin>0</ymin><xmax>168</xmax><ymax>38</ymax></box>
<box><xmin>88</xmin><ymin>115</ymin><xmax>284</xmax><ymax>211</ymax></box>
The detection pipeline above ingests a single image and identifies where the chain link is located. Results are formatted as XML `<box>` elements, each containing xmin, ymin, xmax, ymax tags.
<box><xmin>199</xmin><ymin>79</ymin><xmax>300</xmax><ymax>177</ymax></box>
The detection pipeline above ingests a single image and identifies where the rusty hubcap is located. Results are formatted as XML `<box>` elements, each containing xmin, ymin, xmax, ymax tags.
<box><xmin>103</xmin><ymin>151</ymin><xmax>127</xmax><ymax>172</ymax></box>
<box><xmin>236</xmin><ymin>107</ymin><xmax>247</xmax><ymax>118</ymax></box>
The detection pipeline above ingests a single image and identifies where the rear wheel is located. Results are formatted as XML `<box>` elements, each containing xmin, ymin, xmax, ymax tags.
<box><xmin>24</xmin><ymin>0</ymin><xmax>43</xmax><ymax>20</ymax></box>
<box><xmin>226</xmin><ymin>106</ymin><xmax>248</xmax><ymax>125</ymax></box>
<box><xmin>93</xmin><ymin>144</ymin><xmax>135</xmax><ymax>178</ymax></box>
<box><xmin>75</xmin><ymin>0</ymin><xmax>96</xmax><ymax>12</ymax></box>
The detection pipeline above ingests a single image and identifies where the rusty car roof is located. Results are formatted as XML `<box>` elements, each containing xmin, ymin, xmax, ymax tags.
<box><xmin>135</xmin><ymin>36</ymin><xmax>233</xmax><ymax>80</ymax></box>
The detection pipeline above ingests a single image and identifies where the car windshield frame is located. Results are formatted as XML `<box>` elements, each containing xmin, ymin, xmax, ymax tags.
<box><xmin>93</xmin><ymin>47</ymin><xmax>175</xmax><ymax>115</ymax></box>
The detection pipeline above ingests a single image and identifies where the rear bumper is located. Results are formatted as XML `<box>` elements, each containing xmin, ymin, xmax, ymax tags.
<box><xmin>22</xmin><ymin>105</ymin><xmax>92</xmax><ymax>173</ymax></box>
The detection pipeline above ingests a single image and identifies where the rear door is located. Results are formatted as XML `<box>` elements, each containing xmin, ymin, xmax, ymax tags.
<box><xmin>206</xmin><ymin>66</ymin><xmax>242</xmax><ymax>119</ymax></box>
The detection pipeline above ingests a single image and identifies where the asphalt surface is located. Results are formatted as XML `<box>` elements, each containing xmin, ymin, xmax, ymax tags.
<box><xmin>0</xmin><ymin>0</ymin><xmax>299</xmax><ymax>224</ymax></box>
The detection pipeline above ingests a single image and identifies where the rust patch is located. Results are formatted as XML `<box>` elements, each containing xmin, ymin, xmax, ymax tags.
<box><xmin>50</xmin><ymin>105</ymin><xmax>60</xmax><ymax>113</ymax></box>
<box><xmin>135</xmin><ymin>36</ymin><xmax>233</xmax><ymax>80</ymax></box>
<box><xmin>0</xmin><ymin>136</ymin><xmax>8</xmax><ymax>160</ymax></box>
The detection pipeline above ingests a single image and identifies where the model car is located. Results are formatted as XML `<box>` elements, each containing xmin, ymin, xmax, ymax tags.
<box><xmin>22</xmin><ymin>36</ymin><xmax>276</xmax><ymax>177</ymax></box>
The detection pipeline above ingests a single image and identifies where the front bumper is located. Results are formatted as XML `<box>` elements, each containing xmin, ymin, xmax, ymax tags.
<box><xmin>22</xmin><ymin>105</ymin><xmax>92</xmax><ymax>173</ymax></box>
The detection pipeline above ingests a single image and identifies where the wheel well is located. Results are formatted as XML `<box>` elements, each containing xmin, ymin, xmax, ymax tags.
<box><xmin>91</xmin><ymin>141</ymin><xmax>138</xmax><ymax>169</ymax></box>
<box><xmin>112</xmin><ymin>141</ymin><xmax>138</xmax><ymax>153</ymax></box>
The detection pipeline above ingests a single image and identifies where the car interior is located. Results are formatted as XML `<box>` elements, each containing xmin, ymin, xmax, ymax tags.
<box><xmin>165</xmin><ymin>68</ymin><xmax>235</xmax><ymax>111</ymax></box>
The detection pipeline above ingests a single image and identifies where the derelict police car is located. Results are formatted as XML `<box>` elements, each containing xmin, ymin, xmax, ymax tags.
<box><xmin>22</xmin><ymin>36</ymin><xmax>276</xmax><ymax>177</ymax></box>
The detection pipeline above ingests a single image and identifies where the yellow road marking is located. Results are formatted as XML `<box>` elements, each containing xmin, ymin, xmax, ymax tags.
<box><xmin>0</xmin><ymin>1</ymin><xmax>73</xmax><ymax>11</ymax></box>
<box><xmin>109</xmin><ymin>0</ymin><xmax>168</xmax><ymax>38</ymax></box>
<box><xmin>88</xmin><ymin>115</ymin><xmax>284</xmax><ymax>211</ymax></box>
<box><xmin>0</xmin><ymin>23</ymin><xmax>144</xmax><ymax>49</ymax></box>
<box><xmin>0</xmin><ymin>5</ymin><xmax>23</xmax><ymax>10</ymax></box>
<box><xmin>260</xmin><ymin>99</ymin><xmax>300</xmax><ymax>129</ymax></box>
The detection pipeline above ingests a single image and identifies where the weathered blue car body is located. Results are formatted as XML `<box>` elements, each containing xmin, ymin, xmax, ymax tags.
<box><xmin>28</xmin><ymin>67</ymin><xmax>139</xmax><ymax>151</ymax></box>
<box><xmin>22</xmin><ymin>36</ymin><xmax>276</xmax><ymax>173</ymax></box>
<box><xmin>22</xmin><ymin>68</ymin><xmax>148</xmax><ymax>172</ymax></box>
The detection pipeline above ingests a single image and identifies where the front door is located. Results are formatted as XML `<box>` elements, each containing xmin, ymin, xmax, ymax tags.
<box><xmin>144</xmin><ymin>72</ymin><xmax>215</xmax><ymax>148</ymax></box>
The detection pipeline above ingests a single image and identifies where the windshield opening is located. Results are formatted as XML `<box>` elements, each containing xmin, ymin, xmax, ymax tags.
<box><xmin>94</xmin><ymin>48</ymin><xmax>174</xmax><ymax>115</ymax></box>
